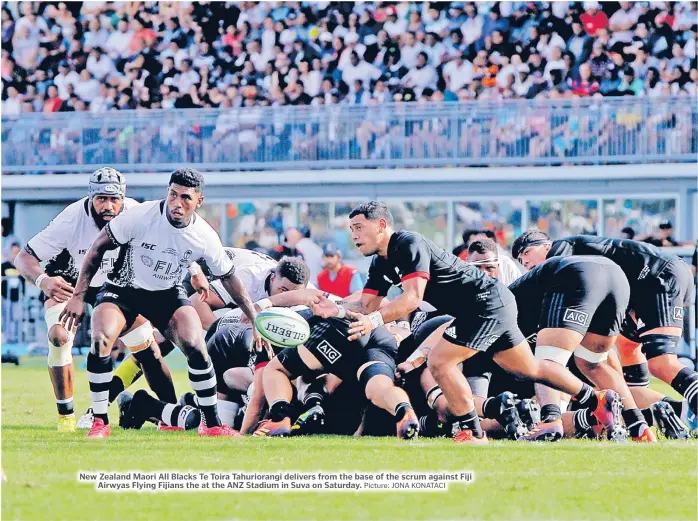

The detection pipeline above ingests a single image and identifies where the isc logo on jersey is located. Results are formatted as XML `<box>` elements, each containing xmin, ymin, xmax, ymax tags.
<box><xmin>563</xmin><ymin>309</ymin><xmax>589</xmax><ymax>326</ymax></box>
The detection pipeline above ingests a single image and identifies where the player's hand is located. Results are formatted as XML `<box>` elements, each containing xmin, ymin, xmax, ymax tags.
<box><xmin>59</xmin><ymin>295</ymin><xmax>85</xmax><ymax>332</ymax></box>
<box><xmin>310</xmin><ymin>294</ymin><xmax>339</xmax><ymax>318</ymax></box>
<box><xmin>190</xmin><ymin>272</ymin><xmax>210</xmax><ymax>302</ymax></box>
<box><xmin>394</xmin><ymin>361</ymin><xmax>416</xmax><ymax>385</ymax></box>
<box><xmin>39</xmin><ymin>275</ymin><xmax>74</xmax><ymax>302</ymax></box>
<box><xmin>251</xmin><ymin>326</ymin><xmax>274</xmax><ymax>360</ymax></box>
<box><xmin>347</xmin><ymin>310</ymin><xmax>373</xmax><ymax>341</ymax></box>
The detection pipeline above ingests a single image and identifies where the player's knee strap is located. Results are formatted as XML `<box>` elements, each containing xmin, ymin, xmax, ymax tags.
<box><xmin>48</xmin><ymin>338</ymin><xmax>74</xmax><ymax>367</ymax></box>
<box><xmin>45</xmin><ymin>303</ymin><xmax>73</xmax><ymax>338</ymax></box>
<box><xmin>641</xmin><ymin>334</ymin><xmax>680</xmax><ymax>360</ymax></box>
<box><xmin>574</xmin><ymin>345</ymin><xmax>609</xmax><ymax>364</ymax></box>
<box><xmin>536</xmin><ymin>345</ymin><xmax>573</xmax><ymax>366</ymax></box>
<box><xmin>623</xmin><ymin>362</ymin><xmax>650</xmax><ymax>387</ymax></box>
<box><xmin>119</xmin><ymin>322</ymin><xmax>154</xmax><ymax>353</ymax></box>
<box><xmin>425</xmin><ymin>385</ymin><xmax>444</xmax><ymax>410</ymax></box>
<box><xmin>358</xmin><ymin>361</ymin><xmax>394</xmax><ymax>392</ymax></box>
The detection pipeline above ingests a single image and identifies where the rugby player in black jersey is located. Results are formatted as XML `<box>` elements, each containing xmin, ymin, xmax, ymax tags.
<box><xmin>513</xmin><ymin>231</ymin><xmax>697</xmax><ymax>418</ymax></box>
<box><xmin>311</xmin><ymin>202</ymin><xmax>621</xmax><ymax>444</ymax></box>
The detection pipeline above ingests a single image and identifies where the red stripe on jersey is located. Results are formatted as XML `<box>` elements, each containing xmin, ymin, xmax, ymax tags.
<box><xmin>401</xmin><ymin>271</ymin><xmax>430</xmax><ymax>282</ymax></box>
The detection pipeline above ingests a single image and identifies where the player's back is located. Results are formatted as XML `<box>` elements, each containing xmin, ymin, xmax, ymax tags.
<box><xmin>547</xmin><ymin>235</ymin><xmax>674</xmax><ymax>283</ymax></box>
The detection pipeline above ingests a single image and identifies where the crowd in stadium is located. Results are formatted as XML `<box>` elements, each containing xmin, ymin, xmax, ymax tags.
<box><xmin>2</xmin><ymin>1</ymin><xmax>696</xmax><ymax>114</ymax></box>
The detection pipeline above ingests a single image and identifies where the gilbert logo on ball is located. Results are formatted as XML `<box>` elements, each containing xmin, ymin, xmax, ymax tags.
<box><xmin>254</xmin><ymin>307</ymin><xmax>310</xmax><ymax>348</ymax></box>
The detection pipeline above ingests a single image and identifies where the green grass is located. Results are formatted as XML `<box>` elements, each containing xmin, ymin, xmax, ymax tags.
<box><xmin>2</xmin><ymin>361</ymin><xmax>697</xmax><ymax>521</ymax></box>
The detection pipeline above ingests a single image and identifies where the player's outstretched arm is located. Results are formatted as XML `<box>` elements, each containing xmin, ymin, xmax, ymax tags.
<box><xmin>220</xmin><ymin>272</ymin><xmax>270</xmax><ymax>353</ymax></box>
<box><xmin>59</xmin><ymin>229</ymin><xmax>118</xmax><ymax>330</ymax></box>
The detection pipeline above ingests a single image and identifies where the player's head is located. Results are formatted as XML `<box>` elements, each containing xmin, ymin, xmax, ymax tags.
<box><xmin>89</xmin><ymin>167</ymin><xmax>126</xmax><ymax>228</ymax></box>
<box><xmin>167</xmin><ymin>168</ymin><xmax>204</xmax><ymax>227</ymax></box>
<box><xmin>270</xmin><ymin>256</ymin><xmax>311</xmax><ymax>295</ymax></box>
<box><xmin>467</xmin><ymin>238</ymin><xmax>499</xmax><ymax>279</ymax></box>
<box><xmin>322</xmin><ymin>244</ymin><xmax>342</xmax><ymax>270</ymax></box>
<box><xmin>349</xmin><ymin>201</ymin><xmax>394</xmax><ymax>256</ymax></box>
<box><xmin>512</xmin><ymin>229</ymin><xmax>551</xmax><ymax>270</ymax></box>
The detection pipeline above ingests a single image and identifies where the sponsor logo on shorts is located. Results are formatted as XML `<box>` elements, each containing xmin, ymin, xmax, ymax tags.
<box><xmin>482</xmin><ymin>335</ymin><xmax>498</xmax><ymax>347</ymax></box>
<box><xmin>526</xmin><ymin>333</ymin><xmax>538</xmax><ymax>344</ymax></box>
<box><xmin>674</xmin><ymin>307</ymin><xmax>684</xmax><ymax>320</ymax></box>
<box><xmin>637</xmin><ymin>266</ymin><xmax>650</xmax><ymax>280</ymax></box>
<box><xmin>316</xmin><ymin>340</ymin><xmax>342</xmax><ymax>364</ymax></box>
<box><xmin>444</xmin><ymin>326</ymin><xmax>456</xmax><ymax>338</ymax></box>
<box><xmin>563</xmin><ymin>309</ymin><xmax>589</xmax><ymax>326</ymax></box>
<box><xmin>101</xmin><ymin>292</ymin><xmax>119</xmax><ymax>300</ymax></box>
<box><xmin>141</xmin><ymin>255</ymin><xmax>154</xmax><ymax>267</ymax></box>
<box><xmin>636</xmin><ymin>318</ymin><xmax>645</xmax><ymax>329</ymax></box>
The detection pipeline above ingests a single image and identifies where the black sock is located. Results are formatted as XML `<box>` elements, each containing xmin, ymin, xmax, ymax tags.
<box><xmin>133</xmin><ymin>347</ymin><xmax>177</xmax><ymax>403</ymax></box>
<box><xmin>622</xmin><ymin>408</ymin><xmax>647</xmax><ymax>437</ymax></box>
<box><xmin>303</xmin><ymin>379</ymin><xmax>327</xmax><ymax>409</ymax></box>
<box><xmin>157</xmin><ymin>338</ymin><xmax>177</xmax><ymax>357</ymax></box>
<box><xmin>671</xmin><ymin>367</ymin><xmax>698</xmax><ymax>414</ymax></box>
<box><xmin>108</xmin><ymin>375</ymin><xmax>126</xmax><ymax>404</ymax></box>
<box><xmin>573</xmin><ymin>408</ymin><xmax>599</xmax><ymax>437</ymax></box>
<box><xmin>394</xmin><ymin>402</ymin><xmax>412</xmax><ymax>422</ymax></box>
<box><xmin>187</xmin><ymin>353</ymin><xmax>220</xmax><ymax>427</ymax></box>
<box><xmin>134</xmin><ymin>390</ymin><xmax>200</xmax><ymax>429</ymax></box>
<box><xmin>269</xmin><ymin>400</ymin><xmax>291</xmax><ymax>422</ymax></box>
<box><xmin>418</xmin><ymin>412</ymin><xmax>443</xmax><ymax>437</ymax></box>
<box><xmin>87</xmin><ymin>351</ymin><xmax>113</xmax><ymax>425</ymax></box>
<box><xmin>56</xmin><ymin>398</ymin><xmax>74</xmax><ymax>416</ymax></box>
<box><xmin>482</xmin><ymin>397</ymin><xmax>498</xmax><ymax>420</ymax></box>
<box><xmin>541</xmin><ymin>404</ymin><xmax>562</xmax><ymax>422</ymax></box>
<box><xmin>641</xmin><ymin>407</ymin><xmax>655</xmax><ymax>427</ymax></box>
<box><xmin>661</xmin><ymin>396</ymin><xmax>685</xmax><ymax>418</ymax></box>
<box><xmin>573</xmin><ymin>383</ymin><xmax>598</xmax><ymax>409</ymax></box>
<box><xmin>452</xmin><ymin>410</ymin><xmax>483</xmax><ymax>438</ymax></box>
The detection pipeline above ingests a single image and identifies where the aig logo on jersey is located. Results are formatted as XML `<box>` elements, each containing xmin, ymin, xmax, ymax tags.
<box><xmin>316</xmin><ymin>340</ymin><xmax>342</xmax><ymax>364</ymax></box>
<box><xmin>563</xmin><ymin>309</ymin><xmax>589</xmax><ymax>326</ymax></box>
<box><xmin>674</xmin><ymin>307</ymin><xmax>684</xmax><ymax>320</ymax></box>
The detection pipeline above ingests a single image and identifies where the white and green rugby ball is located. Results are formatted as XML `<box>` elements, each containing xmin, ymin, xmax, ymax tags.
<box><xmin>254</xmin><ymin>307</ymin><xmax>310</xmax><ymax>348</ymax></box>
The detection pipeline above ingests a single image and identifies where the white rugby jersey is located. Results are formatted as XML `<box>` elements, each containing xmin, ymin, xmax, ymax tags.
<box><xmin>209</xmin><ymin>248</ymin><xmax>277</xmax><ymax>306</ymax></box>
<box><xmin>105</xmin><ymin>200</ymin><xmax>233</xmax><ymax>291</ymax></box>
<box><xmin>26</xmin><ymin>197</ymin><xmax>140</xmax><ymax>287</ymax></box>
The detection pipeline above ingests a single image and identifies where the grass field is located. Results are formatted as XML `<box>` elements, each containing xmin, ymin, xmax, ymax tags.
<box><xmin>2</xmin><ymin>358</ymin><xmax>697</xmax><ymax>521</ymax></box>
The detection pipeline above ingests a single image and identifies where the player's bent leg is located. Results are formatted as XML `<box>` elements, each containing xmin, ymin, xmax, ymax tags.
<box><xmin>428</xmin><ymin>337</ymin><xmax>487</xmax><ymax>444</ymax></box>
<box><xmin>292</xmin><ymin>375</ymin><xmax>329</xmax><ymax>436</ymax></box>
<box><xmin>86</xmin><ymin>302</ymin><xmax>127</xmax><ymax>438</ymax></box>
<box><xmin>493</xmin><ymin>341</ymin><xmax>625</xmax><ymax>441</ymax></box>
<box><xmin>45</xmin><ymin>301</ymin><xmax>76</xmax><ymax>432</ymax></box>
<box><xmin>358</xmin><ymin>361</ymin><xmax>418</xmax><ymax>440</ymax></box>
<box><xmin>642</xmin><ymin>327</ymin><xmax>698</xmax><ymax>415</ymax></box>
<box><xmin>118</xmin><ymin>389</ymin><xmax>200</xmax><ymax>431</ymax></box>
<box><xmin>575</xmin><ymin>333</ymin><xmax>653</xmax><ymax>441</ymax></box>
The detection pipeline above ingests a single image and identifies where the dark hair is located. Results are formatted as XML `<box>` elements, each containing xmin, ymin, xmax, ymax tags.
<box><xmin>512</xmin><ymin>229</ymin><xmax>551</xmax><ymax>259</ymax></box>
<box><xmin>461</xmin><ymin>228</ymin><xmax>480</xmax><ymax>244</ymax></box>
<box><xmin>482</xmin><ymin>229</ymin><xmax>496</xmax><ymax>240</ymax></box>
<box><xmin>349</xmin><ymin>201</ymin><xmax>394</xmax><ymax>226</ymax></box>
<box><xmin>275</xmin><ymin>256</ymin><xmax>310</xmax><ymax>286</ymax></box>
<box><xmin>621</xmin><ymin>226</ymin><xmax>636</xmax><ymax>239</ymax></box>
<box><xmin>169</xmin><ymin>168</ymin><xmax>205</xmax><ymax>192</ymax></box>
<box><xmin>468</xmin><ymin>238</ymin><xmax>497</xmax><ymax>256</ymax></box>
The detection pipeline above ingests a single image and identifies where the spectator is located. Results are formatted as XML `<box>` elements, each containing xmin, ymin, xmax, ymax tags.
<box><xmin>285</xmin><ymin>226</ymin><xmax>324</xmax><ymax>284</ymax></box>
<box><xmin>621</xmin><ymin>226</ymin><xmax>636</xmax><ymax>240</ymax></box>
<box><xmin>2</xmin><ymin>86</ymin><xmax>22</xmax><ymax>116</ymax></box>
<box><xmin>402</xmin><ymin>51</ymin><xmax>437</xmax><ymax>97</ymax></box>
<box><xmin>443</xmin><ymin>52</ymin><xmax>473</xmax><ymax>93</ymax></box>
<box><xmin>657</xmin><ymin>221</ymin><xmax>680</xmax><ymax>247</ymax></box>
<box><xmin>580</xmin><ymin>2</ymin><xmax>609</xmax><ymax>37</ymax></box>
<box><xmin>86</xmin><ymin>47</ymin><xmax>115</xmax><ymax>81</ymax></box>
<box><xmin>316</xmin><ymin>244</ymin><xmax>363</xmax><ymax>298</ymax></box>
<box><xmin>1</xmin><ymin>242</ymin><xmax>25</xmax><ymax>344</ymax></box>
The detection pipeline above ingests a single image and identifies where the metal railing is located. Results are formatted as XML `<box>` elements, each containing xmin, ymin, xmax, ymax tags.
<box><xmin>2</xmin><ymin>97</ymin><xmax>696</xmax><ymax>174</ymax></box>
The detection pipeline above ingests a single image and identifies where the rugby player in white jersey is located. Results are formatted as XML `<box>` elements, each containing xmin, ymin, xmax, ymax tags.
<box><xmin>14</xmin><ymin>168</ymin><xmax>167</xmax><ymax>432</ymax></box>
<box><xmin>60</xmin><ymin>168</ymin><xmax>266</xmax><ymax>438</ymax></box>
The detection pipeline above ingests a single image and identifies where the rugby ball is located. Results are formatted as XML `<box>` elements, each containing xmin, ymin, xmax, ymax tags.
<box><xmin>254</xmin><ymin>307</ymin><xmax>310</xmax><ymax>348</ymax></box>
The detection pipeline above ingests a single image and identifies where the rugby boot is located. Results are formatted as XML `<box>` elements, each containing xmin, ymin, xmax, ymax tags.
<box><xmin>57</xmin><ymin>413</ymin><xmax>76</xmax><ymax>433</ymax></box>
<box><xmin>495</xmin><ymin>392</ymin><xmax>528</xmax><ymax>440</ymax></box>
<box><xmin>523</xmin><ymin>419</ymin><xmax>564</xmax><ymax>441</ymax></box>
<box><xmin>198</xmin><ymin>422</ymin><xmax>242</xmax><ymax>437</ymax></box>
<box><xmin>253</xmin><ymin>418</ymin><xmax>292</xmax><ymax>437</ymax></box>
<box><xmin>291</xmin><ymin>405</ymin><xmax>326</xmax><ymax>436</ymax></box>
<box><xmin>592</xmin><ymin>390</ymin><xmax>627</xmax><ymax>441</ymax></box>
<box><xmin>453</xmin><ymin>429</ymin><xmax>488</xmax><ymax>444</ymax></box>
<box><xmin>650</xmin><ymin>401</ymin><xmax>689</xmax><ymax>440</ymax></box>
<box><xmin>632</xmin><ymin>423</ymin><xmax>658</xmax><ymax>443</ymax></box>
<box><xmin>396</xmin><ymin>408</ymin><xmax>420</xmax><ymax>440</ymax></box>
<box><xmin>86</xmin><ymin>417</ymin><xmax>111</xmax><ymax>439</ymax></box>
<box><xmin>516</xmin><ymin>398</ymin><xmax>541</xmax><ymax>432</ymax></box>
<box><xmin>77</xmin><ymin>408</ymin><xmax>94</xmax><ymax>430</ymax></box>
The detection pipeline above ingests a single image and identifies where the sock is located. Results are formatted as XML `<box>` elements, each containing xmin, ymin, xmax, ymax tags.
<box><xmin>157</xmin><ymin>338</ymin><xmax>177</xmax><ymax>357</ymax></box>
<box><xmin>452</xmin><ymin>410</ymin><xmax>483</xmax><ymax>439</ymax></box>
<box><xmin>108</xmin><ymin>375</ymin><xmax>127</xmax><ymax>404</ymax></box>
<box><xmin>56</xmin><ymin>398</ymin><xmax>74</xmax><ymax>416</ymax></box>
<box><xmin>394</xmin><ymin>402</ymin><xmax>412</xmax><ymax>422</ymax></box>
<box><xmin>540</xmin><ymin>404</ymin><xmax>562</xmax><ymax>422</ymax></box>
<box><xmin>86</xmin><ymin>352</ymin><xmax>113</xmax><ymax>424</ymax></box>
<box><xmin>573</xmin><ymin>383</ymin><xmax>598</xmax><ymax>409</ymax></box>
<box><xmin>133</xmin><ymin>348</ymin><xmax>177</xmax><ymax>403</ymax></box>
<box><xmin>113</xmin><ymin>357</ymin><xmax>142</xmax><ymax>390</ymax></box>
<box><xmin>671</xmin><ymin>367</ymin><xmax>698</xmax><ymax>414</ymax></box>
<box><xmin>641</xmin><ymin>407</ymin><xmax>655</xmax><ymax>427</ymax></box>
<box><xmin>269</xmin><ymin>400</ymin><xmax>291</xmax><ymax>422</ymax></box>
<box><xmin>418</xmin><ymin>412</ymin><xmax>444</xmax><ymax>437</ymax></box>
<box><xmin>482</xmin><ymin>397</ymin><xmax>498</xmax><ymax>419</ymax></box>
<box><xmin>187</xmin><ymin>353</ymin><xmax>220</xmax><ymax>428</ymax></box>
<box><xmin>622</xmin><ymin>408</ymin><xmax>647</xmax><ymax>437</ymax></box>
<box><xmin>661</xmin><ymin>397</ymin><xmax>687</xmax><ymax>421</ymax></box>
<box><xmin>573</xmin><ymin>408</ymin><xmax>599</xmax><ymax>437</ymax></box>
<box><xmin>134</xmin><ymin>390</ymin><xmax>200</xmax><ymax>429</ymax></box>
<box><xmin>303</xmin><ymin>379</ymin><xmax>327</xmax><ymax>409</ymax></box>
